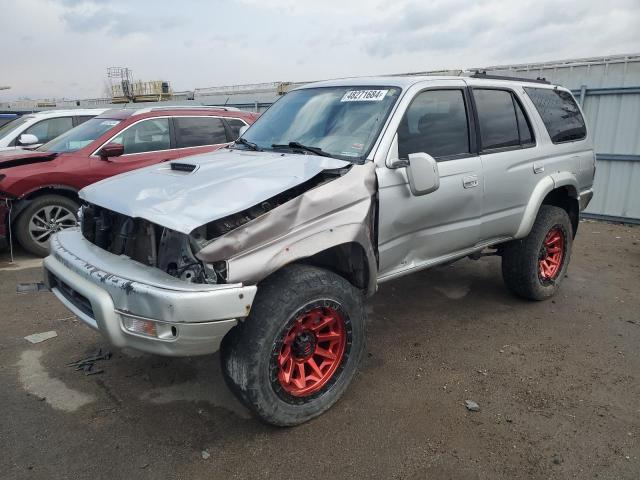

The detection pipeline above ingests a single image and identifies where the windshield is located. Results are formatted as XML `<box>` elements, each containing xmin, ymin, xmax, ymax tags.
<box><xmin>37</xmin><ymin>118</ymin><xmax>121</xmax><ymax>153</ymax></box>
<box><xmin>0</xmin><ymin>115</ymin><xmax>32</xmax><ymax>140</ymax></box>
<box><xmin>241</xmin><ymin>86</ymin><xmax>401</xmax><ymax>161</ymax></box>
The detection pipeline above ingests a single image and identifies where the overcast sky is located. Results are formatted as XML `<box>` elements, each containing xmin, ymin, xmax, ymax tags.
<box><xmin>1</xmin><ymin>0</ymin><xmax>639</xmax><ymax>100</ymax></box>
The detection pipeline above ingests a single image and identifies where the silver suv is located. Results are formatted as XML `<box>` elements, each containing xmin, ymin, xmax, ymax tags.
<box><xmin>44</xmin><ymin>74</ymin><xmax>595</xmax><ymax>426</ymax></box>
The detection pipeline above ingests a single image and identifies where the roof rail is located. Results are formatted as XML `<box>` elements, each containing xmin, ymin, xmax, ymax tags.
<box><xmin>468</xmin><ymin>70</ymin><xmax>551</xmax><ymax>84</ymax></box>
<box><xmin>131</xmin><ymin>105</ymin><xmax>241</xmax><ymax>116</ymax></box>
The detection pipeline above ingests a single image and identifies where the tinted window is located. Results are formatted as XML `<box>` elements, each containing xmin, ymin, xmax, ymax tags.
<box><xmin>175</xmin><ymin>117</ymin><xmax>227</xmax><ymax>148</ymax></box>
<box><xmin>524</xmin><ymin>87</ymin><xmax>586</xmax><ymax>143</ymax></box>
<box><xmin>226</xmin><ymin>118</ymin><xmax>247</xmax><ymax>139</ymax></box>
<box><xmin>398</xmin><ymin>89</ymin><xmax>469</xmax><ymax>159</ymax></box>
<box><xmin>23</xmin><ymin>117</ymin><xmax>74</xmax><ymax>144</ymax></box>
<box><xmin>473</xmin><ymin>89</ymin><xmax>520</xmax><ymax>150</ymax></box>
<box><xmin>111</xmin><ymin>118</ymin><xmax>170</xmax><ymax>154</ymax></box>
<box><xmin>515</xmin><ymin>100</ymin><xmax>534</xmax><ymax>145</ymax></box>
<box><xmin>76</xmin><ymin>115</ymin><xmax>95</xmax><ymax>126</ymax></box>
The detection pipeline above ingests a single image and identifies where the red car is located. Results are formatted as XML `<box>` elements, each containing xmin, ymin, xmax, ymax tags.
<box><xmin>0</xmin><ymin>106</ymin><xmax>258</xmax><ymax>256</ymax></box>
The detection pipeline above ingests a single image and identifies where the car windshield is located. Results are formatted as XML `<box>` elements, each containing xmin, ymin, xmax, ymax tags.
<box><xmin>0</xmin><ymin>115</ymin><xmax>32</xmax><ymax>140</ymax></box>
<box><xmin>241</xmin><ymin>86</ymin><xmax>401</xmax><ymax>161</ymax></box>
<box><xmin>37</xmin><ymin>118</ymin><xmax>121</xmax><ymax>153</ymax></box>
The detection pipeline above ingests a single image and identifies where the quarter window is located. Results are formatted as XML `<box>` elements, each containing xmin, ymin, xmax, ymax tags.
<box><xmin>398</xmin><ymin>89</ymin><xmax>470</xmax><ymax>159</ymax></box>
<box><xmin>111</xmin><ymin>118</ymin><xmax>170</xmax><ymax>154</ymax></box>
<box><xmin>175</xmin><ymin>117</ymin><xmax>227</xmax><ymax>148</ymax></box>
<box><xmin>524</xmin><ymin>87</ymin><xmax>586</xmax><ymax>143</ymax></box>
<box><xmin>23</xmin><ymin>117</ymin><xmax>74</xmax><ymax>145</ymax></box>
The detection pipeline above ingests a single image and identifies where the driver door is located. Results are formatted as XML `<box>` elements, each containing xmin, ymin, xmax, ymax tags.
<box><xmin>377</xmin><ymin>87</ymin><xmax>483</xmax><ymax>280</ymax></box>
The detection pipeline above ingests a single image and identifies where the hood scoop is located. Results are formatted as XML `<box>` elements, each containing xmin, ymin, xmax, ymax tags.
<box><xmin>170</xmin><ymin>162</ymin><xmax>197</xmax><ymax>173</ymax></box>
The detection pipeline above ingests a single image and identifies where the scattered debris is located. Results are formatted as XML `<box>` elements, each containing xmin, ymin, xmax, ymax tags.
<box><xmin>16</xmin><ymin>282</ymin><xmax>49</xmax><ymax>294</ymax></box>
<box><xmin>24</xmin><ymin>331</ymin><xmax>58</xmax><ymax>344</ymax></box>
<box><xmin>67</xmin><ymin>348</ymin><xmax>112</xmax><ymax>375</ymax></box>
<box><xmin>552</xmin><ymin>454</ymin><xmax>563</xmax><ymax>465</ymax></box>
<box><xmin>465</xmin><ymin>400</ymin><xmax>480</xmax><ymax>412</ymax></box>
<box><xmin>201</xmin><ymin>450</ymin><xmax>210</xmax><ymax>460</ymax></box>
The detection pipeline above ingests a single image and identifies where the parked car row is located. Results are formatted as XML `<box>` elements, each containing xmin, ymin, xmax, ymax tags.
<box><xmin>39</xmin><ymin>74</ymin><xmax>595</xmax><ymax>426</ymax></box>
<box><xmin>0</xmin><ymin>106</ymin><xmax>258</xmax><ymax>255</ymax></box>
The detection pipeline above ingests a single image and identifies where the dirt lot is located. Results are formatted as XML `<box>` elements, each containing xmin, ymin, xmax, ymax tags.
<box><xmin>1</xmin><ymin>220</ymin><xmax>639</xmax><ymax>480</ymax></box>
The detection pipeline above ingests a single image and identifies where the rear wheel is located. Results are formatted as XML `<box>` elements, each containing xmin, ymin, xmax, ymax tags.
<box><xmin>15</xmin><ymin>195</ymin><xmax>79</xmax><ymax>257</ymax></box>
<box><xmin>221</xmin><ymin>264</ymin><xmax>366</xmax><ymax>426</ymax></box>
<box><xmin>501</xmin><ymin>205</ymin><xmax>572</xmax><ymax>300</ymax></box>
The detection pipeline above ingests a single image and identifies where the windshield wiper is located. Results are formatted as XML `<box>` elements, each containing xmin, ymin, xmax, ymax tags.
<box><xmin>271</xmin><ymin>142</ymin><xmax>333</xmax><ymax>158</ymax></box>
<box><xmin>234</xmin><ymin>137</ymin><xmax>261</xmax><ymax>151</ymax></box>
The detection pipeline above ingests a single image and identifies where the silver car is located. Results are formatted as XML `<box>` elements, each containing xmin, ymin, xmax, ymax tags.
<box><xmin>44</xmin><ymin>74</ymin><xmax>595</xmax><ymax>426</ymax></box>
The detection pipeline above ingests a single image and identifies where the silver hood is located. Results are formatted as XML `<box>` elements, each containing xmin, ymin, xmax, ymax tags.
<box><xmin>79</xmin><ymin>149</ymin><xmax>351</xmax><ymax>234</ymax></box>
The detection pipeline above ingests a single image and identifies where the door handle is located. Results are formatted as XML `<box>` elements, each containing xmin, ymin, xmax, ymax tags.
<box><xmin>533</xmin><ymin>162</ymin><xmax>544</xmax><ymax>174</ymax></box>
<box><xmin>463</xmin><ymin>175</ymin><xmax>479</xmax><ymax>189</ymax></box>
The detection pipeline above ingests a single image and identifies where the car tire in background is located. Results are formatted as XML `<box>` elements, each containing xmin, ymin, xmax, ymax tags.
<box><xmin>501</xmin><ymin>205</ymin><xmax>573</xmax><ymax>301</ymax></box>
<box><xmin>221</xmin><ymin>264</ymin><xmax>366</xmax><ymax>426</ymax></box>
<box><xmin>15</xmin><ymin>194</ymin><xmax>79</xmax><ymax>257</ymax></box>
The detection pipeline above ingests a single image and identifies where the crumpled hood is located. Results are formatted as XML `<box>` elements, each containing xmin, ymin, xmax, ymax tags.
<box><xmin>80</xmin><ymin>149</ymin><xmax>351</xmax><ymax>234</ymax></box>
<box><xmin>0</xmin><ymin>149</ymin><xmax>57</xmax><ymax>169</ymax></box>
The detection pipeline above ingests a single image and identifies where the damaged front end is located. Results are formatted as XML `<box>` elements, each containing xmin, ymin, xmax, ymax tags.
<box><xmin>79</xmin><ymin>161</ymin><xmax>379</xmax><ymax>294</ymax></box>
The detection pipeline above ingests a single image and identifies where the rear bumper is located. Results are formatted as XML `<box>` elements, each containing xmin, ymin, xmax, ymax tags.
<box><xmin>43</xmin><ymin>229</ymin><xmax>257</xmax><ymax>356</ymax></box>
<box><xmin>579</xmin><ymin>189</ymin><xmax>594</xmax><ymax>211</ymax></box>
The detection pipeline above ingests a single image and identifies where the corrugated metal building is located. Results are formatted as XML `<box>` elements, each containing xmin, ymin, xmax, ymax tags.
<box><xmin>481</xmin><ymin>54</ymin><xmax>640</xmax><ymax>223</ymax></box>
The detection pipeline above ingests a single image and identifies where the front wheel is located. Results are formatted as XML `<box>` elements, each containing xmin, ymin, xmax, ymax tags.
<box><xmin>221</xmin><ymin>264</ymin><xmax>366</xmax><ymax>426</ymax></box>
<box><xmin>15</xmin><ymin>194</ymin><xmax>79</xmax><ymax>257</ymax></box>
<box><xmin>501</xmin><ymin>205</ymin><xmax>573</xmax><ymax>300</ymax></box>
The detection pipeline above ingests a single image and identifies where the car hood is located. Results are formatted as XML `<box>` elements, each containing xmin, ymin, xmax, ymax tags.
<box><xmin>80</xmin><ymin>149</ymin><xmax>351</xmax><ymax>234</ymax></box>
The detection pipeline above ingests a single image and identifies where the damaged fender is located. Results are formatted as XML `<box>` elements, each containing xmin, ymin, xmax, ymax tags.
<box><xmin>196</xmin><ymin>162</ymin><xmax>379</xmax><ymax>295</ymax></box>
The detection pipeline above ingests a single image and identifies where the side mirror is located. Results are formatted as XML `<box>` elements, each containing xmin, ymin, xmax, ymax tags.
<box><xmin>406</xmin><ymin>152</ymin><xmax>440</xmax><ymax>196</ymax></box>
<box><xmin>98</xmin><ymin>143</ymin><xmax>124</xmax><ymax>160</ymax></box>
<box><xmin>238</xmin><ymin>125</ymin><xmax>249</xmax><ymax>137</ymax></box>
<box><xmin>18</xmin><ymin>133</ymin><xmax>39</xmax><ymax>146</ymax></box>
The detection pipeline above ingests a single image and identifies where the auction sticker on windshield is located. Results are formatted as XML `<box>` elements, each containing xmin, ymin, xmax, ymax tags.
<box><xmin>341</xmin><ymin>90</ymin><xmax>389</xmax><ymax>102</ymax></box>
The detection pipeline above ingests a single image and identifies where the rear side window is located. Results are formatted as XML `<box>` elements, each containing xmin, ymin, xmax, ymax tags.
<box><xmin>398</xmin><ymin>89</ymin><xmax>470</xmax><ymax>160</ymax></box>
<box><xmin>76</xmin><ymin>115</ymin><xmax>95</xmax><ymax>126</ymax></box>
<box><xmin>473</xmin><ymin>89</ymin><xmax>534</xmax><ymax>150</ymax></box>
<box><xmin>524</xmin><ymin>87</ymin><xmax>586</xmax><ymax>143</ymax></box>
<box><xmin>226</xmin><ymin>118</ymin><xmax>247</xmax><ymax>139</ymax></box>
<box><xmin>175</xmin><ymin>117</ymin><xmax>228</xmax><ymax>148</ymax></box>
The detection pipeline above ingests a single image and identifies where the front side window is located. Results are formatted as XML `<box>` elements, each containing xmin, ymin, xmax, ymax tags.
<box><xmin>23</xmin><ymin>117</ymin><xmax>73</xmax><ymax>145</ymax></box>
<box><xmin>110</xmin><ymin>118</ymin><xmax>170</xmax><ymax>154</ymax></box>
<box><xmin>175</xmin><ymin>117</ymin><xmax>227</xmax><ymax>148</ymax></box>
<box><xmin>226</xmin><ymin>118</ymin><xmax>247</xmax><ymax>139</ymax></box>
<box><xmin>241</xmin><ymin>86</ymin><xmax>401</xmax><ymax>161</ymax></box>
<box><xmin>38</xmin><ymin>118</ymin><xmax>121</xmax><ymax>153</ymax></box>
<box><xmin>524</xmin><ymin>87</ymin><xmax>586</xmax><ymax>143</ymax></box>
<box><xmin>398</xmin><ymin>89</ymin><xmax>470</xmax><ymax>159</ymax></box>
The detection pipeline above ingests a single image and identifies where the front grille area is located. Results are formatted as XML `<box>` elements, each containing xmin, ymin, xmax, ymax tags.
<box><xmin>81</xmin><ymin>204</ymin><xmax>159</xmax><ymax>267</ymax></box>
<box><xmin>48</xmin><ymin>271</ymin><xmax>95</xmax><ymax>320</ymax></box>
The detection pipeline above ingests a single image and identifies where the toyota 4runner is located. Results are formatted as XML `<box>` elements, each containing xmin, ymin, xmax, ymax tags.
<box><xmin>43</xmin><ymin>74</ymin><xmax>595</xmax><ymax>426</ymax></box>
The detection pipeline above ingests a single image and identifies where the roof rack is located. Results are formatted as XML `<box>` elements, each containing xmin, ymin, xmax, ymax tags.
<box><xmin>469</xmin><ymin>70</ymin><xmax>551</xmax><ymax>84</ymax></box>
<box><xmin>130</xmin><ymin>105</ymin><xmax>241</xmax><ymax>116</ymax></box>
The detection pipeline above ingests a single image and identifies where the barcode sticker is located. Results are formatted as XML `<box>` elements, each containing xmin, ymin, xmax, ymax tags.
<box><xmin>341</xmin><ymin>90</ymin><xmax>389</xmax><ymax>102</ymax></box>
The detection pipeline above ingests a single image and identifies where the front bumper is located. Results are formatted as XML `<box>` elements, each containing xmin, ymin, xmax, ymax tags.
<box><xmin>43</xmin><ymin>229</ymin><xmax>257</xmax><ymax>356</ymax></box>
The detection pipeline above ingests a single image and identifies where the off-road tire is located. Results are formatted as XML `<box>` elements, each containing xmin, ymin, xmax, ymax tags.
<box><xmin>15</xmin><ymin>195</ymin><xmax>79</xmax><ymax>257</ymax></box>
<box><xmin>501</xmin><ymin>205</ymin><xmax>573</xmax><ymax>300</ymax></box>
<box><xmin>221</xmin><ymin>264</ymin><xmax>366</xmax><ymax>426</ymax></box>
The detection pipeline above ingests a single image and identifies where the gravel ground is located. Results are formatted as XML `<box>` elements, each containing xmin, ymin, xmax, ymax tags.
<box><xmin>1</xmin><ymin>220</ymin><xmax>638</xmax><ymax>480</ymax></box>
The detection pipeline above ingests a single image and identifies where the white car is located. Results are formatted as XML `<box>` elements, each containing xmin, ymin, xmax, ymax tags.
<box><xmin>0</xmin><ymin>108</ymin><xmax>109</xmax><ymax>151</ymax></box>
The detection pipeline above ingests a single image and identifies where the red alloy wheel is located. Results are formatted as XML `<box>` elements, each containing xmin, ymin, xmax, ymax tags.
<box><xmin>539</xmin><ymin>227</ymin><xmax>565</xmax><ymax>280</ymax></box>
<box><xmin>277</xmin><ymin>306</ymin><xmax>347</xmax><ymax>397</ymax></box>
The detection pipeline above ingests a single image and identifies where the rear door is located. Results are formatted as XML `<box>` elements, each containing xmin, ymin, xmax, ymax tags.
<box><xmin>377</xmin><ymin>85</ymin><xmax>483</xmax><ymax>279</ymax></box>
<box><xmin>470</xmin><ymin>86</ymin><xmax>540</xmax><ymax>240</ymax></box>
